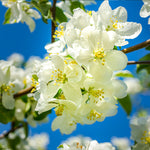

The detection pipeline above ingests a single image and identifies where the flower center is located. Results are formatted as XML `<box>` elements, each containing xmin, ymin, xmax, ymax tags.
<box><xmin>141</xmin><ymin>131</ymin><xmax>150</xmax><ymax>145</ymax></box>
<box><xmin>55</xmin><ymin>105</ymin><xmax>64</xmax><ymax>116</ymax></box>
<box><xmin>93</xmin><ymin>43</ymin><xmax>106</xmax><ymax>65</ymax></box>
<box><xmin>87</xmin><ymin>109</ymin><xmax>103</xmax><ymax>121</ymax></box>
<box><xmin>87</xmin><ymin>11</ymin><xmax>92</xmax><ymax>16</ymax></box>
<box><xmin>106</xmin><ymin>17</ymin><xmax>124</xmax><ymax>31</ymax></box>
<box><xmin>1</xmin><ymin>83</ymin><xmax>15</xmax><ymax>95</ymax></box>
<box><xmin>53</xmin><ymin>25</ymin><xmax>64</xmax><ymax>39</ymax></box>
<box><xmin>88</xmin><ymin>88</ymin><xmax>105</xmax><ymax>103</ymax></box>
<box><xmin>51</xmin><ymin>69</ymin><xmax>68</xmax><ymax>86</ymax></box>
<box><xmin>31</xmin><ymin>77</ymin><xmax>39</xmax><ymax>93</ymax></box>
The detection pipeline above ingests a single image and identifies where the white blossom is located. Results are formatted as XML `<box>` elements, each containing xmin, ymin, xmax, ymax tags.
<box><xmin>130</xmin><ymin>116</ymin><xmax>150</xmax><ymax>150</ymax></box>
<box><xmin>111</xmin><ymin>137</ymin><xmax>131</xmax><ymax>150</ymax></box>
<box><xmin>124</xmin><ymin>78</ymin><xmax>142</xmax><ymax>95</ymax></box>
<box><xmin>140</xmin><ymin>0</ymin><xmax>150</xmax><ymax>24</ymax></box>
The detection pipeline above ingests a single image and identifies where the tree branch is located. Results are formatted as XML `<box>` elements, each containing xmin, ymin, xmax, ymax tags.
<box><xmin>14</xmin><ymin>86</ymin><xmax>33</xmax><ymax>99</ymax></box>
<box><xmin>128</xmin><ymin>60</ymin><xmax>150</xmax><ymax>65</ymax></box>
<box><xmin>0</xmin><ymin>124</ymin><xmax>23</xmax><ymax>139</ymax></box>
<box><xmin>122</xmin><ymin>39</ymin><xmax>150</xmax><ymax>53</ymax></box>
<box><xmin>51</xmin><ymin>0</ymin><xmax>57</xmax><ymax>43</ymax></box>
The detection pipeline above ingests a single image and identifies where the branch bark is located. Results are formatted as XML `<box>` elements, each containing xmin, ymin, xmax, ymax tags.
<box><xmin>122</xmin><ymin>39</ymin><xmax>150</xmax><ymax>53</ymax></box>
<box><xmin>0</xmin><ymin>124</ymin><xmax>23</xmax><ymax>139</ymax></box>
<box><xmin>128</xmin><ymin>60</ymin><xmax>150</xmax><ymax>65</ymax></box>
<box><xmin>14</xmin><ymin>86</ymin><xmax>33</xmax><ymax>99</ymax></box>
<box><xmin>51</xmin><ymin>0</ymin><xmax>57</xmax><ymax>43</ymax></box>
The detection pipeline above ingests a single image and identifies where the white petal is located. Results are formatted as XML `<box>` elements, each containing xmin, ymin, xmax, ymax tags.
<box><xmin>105</xmin><ymin>50</ymin><xmax>128</xmax><ymax>71</ymax></box>
<box><xmin>117</xmin><ymin>22</ymin><xmax>142</xmax><ymax>39</ymax></box>
<box><xmin>2</xmin><ymin>93</ymin><xmax>15</xmax><ymax>109</ymax></box>
<box><xmin>112</xmin><ymin>79</ymin><xmax>127</xmax><ymax>99</ymax></box>
<box><xmin>89</xmin><ymin>62</ymin><xmax>112</xmax><ymax>83</ymax></box>
<box><xmin>51</xmin><ymin>55</ymin><xmax>64</xmax><ymax>71</ymax></box>
<box><xmin>113</xmin><ymin>6</ymin><xmax>127</xmax><ymax>22</ymax></box>
<box><xmin>62</xmin><ymin>83</ymin><xmax>82</xmax><ymax>104</ymax></box>
<box><xmin>51</xmin><ymin>115</ymin><xmax>76</xmax><ymax>134</ymax></box>
<box><xmin>140</xmin><ymin>4</ymin><xmax>150</xmax><ymax>18</ymax></box>
<box><xmin>98</xmin><ymin>1</ymin><xmax>112</xmax><ymax>24</ymax></box>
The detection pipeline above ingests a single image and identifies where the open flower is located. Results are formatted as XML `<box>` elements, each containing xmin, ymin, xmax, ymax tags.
<box><xmin>1</xmin><ymin>0</ymin><xmax>41</xmax><ymax>32</ymax></box>
<box><xmin>130</xmin><ymin>116</ymin><xmax>150</xmax><ymax>150</ymax></box>
<box><xmin>97</xmin><ymin>0</ymin><xmax>142</xmax><ymax>46</ymax></box>
<box><xmin>140</xmin><ymin>0</ymin><xmax>150</xmax><ymax>24</ymax></box>
<box><xmin>0</xmin><ymin>63</ymin><xmax>24</xmax><ymax>109</ymax></box>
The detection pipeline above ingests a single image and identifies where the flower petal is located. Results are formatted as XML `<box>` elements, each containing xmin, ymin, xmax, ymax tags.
<box><xmin>105</xmin><ymin>50</ymin><xmax>128</xmax><ymax>71</ymax></box>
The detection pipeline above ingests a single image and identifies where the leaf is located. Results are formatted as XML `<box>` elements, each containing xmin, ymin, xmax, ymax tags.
<box><xmin>146</xmin><ymin>46</ymin><xmax>150</xmax><ymax>51</ymax></box>
<box><xmin>70</xmin><ymin>1</ymin><xmax>85</xmax><ymax>14</ymax></box>
<box><xmin>118</xmin><ymin>95</ymin><xmax>132</xmax><ymax>116</ymax></box>
<box><xmin>7</xmin><ymin>136</ymin><xmax>21</xmax><ymax>150</ymax></box>
<box><xmin>3</xmin><ymin>8</ymin><xmax>11</xmax><ymax>24</ymax></box>
<box><xmin>31</xmin><ymin>0</ymin><xmax>51</xmax><ymax>24</ymax></box>
<box><xmin>55</xmin><ymin>7</ymin><xmax>67</xmax><ymax>23</ymax></box>
<box><xmin>22</xmin><ymin>122</ymin><xmax>28</xmax><ymax>138</ymax></box>
<box><xmin>0</xmin><ymin>102</ymin><xmax>14</xmax><ymax>124</ymax></box>
<box><xmin>57</xmin><ymin>144</ymin><xmax>64</xmax><ymax>148</ymax></box>
<box><xmin>113</xmin><ymin>46</ymin><xmax>118</xmax><ymax>50</ymax></box>
<box><xmin>136</xmin><ymin>54</ymin><xmax>150</xmax><ymax>74</ymax></box>
<box><xmin>115</xmin><ymin>71</ymin><xmax>134</xmax><ymax>78</ymax></box>
<box><xmin>33</xmin><ymin>110</ymin><xmax>51</xmax><ymax>121</ymax></box>
<box><xmin>32</xmin><ymin>74</ymin><xmax>38</xmax><ymax>81</ymax></box>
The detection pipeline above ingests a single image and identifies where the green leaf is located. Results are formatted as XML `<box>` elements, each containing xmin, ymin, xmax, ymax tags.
<box><xmin>70</xmin><ymin>1</ymin><xmax>85</xmax><ymax>14</ymax></box>
<box><xmin>31</xmin><ymin>0</ymin><xmax>51</xmax><ymax>24</ymax></box>
<box><xmin>118</xmin><ymin>95</ymin><xmax>132</xmax><ymax>116</ymax></box>
<box><xmin>115</xmin><ymin>71</ymin><xmax>134</xmax><ymax>78</ymax></box>
<box><xmin>57</xmin><ymin>144</ymin><xmax>64</xmax><ymax>148</ymax></box>
<box><xmin>113</xmin><ymin>46</ymin><xmax>118</xmax><ymax>50</ymax></box>
<box><xmin>3</xmin><ymin>8</ymin><xmax>11</xmax><ymax>24</ymax></box>
<box><xmin>33</xmin><ymin>110</ymin><xmax>51</xmax><ymax>121</ymax></box>
<box><xmin>32</xmin><ymin>74</ymin><xmax>38</xmax><ymax>81</ymax></box>
<box><xmin>55</xmin><ymin>7</ymin><xmax>67</xmax><ymax>23</ymax></box>
<box><xmin>146</xmin><ymin>46</ymin><xmax>150</xmax><ymax>51</ymax></box>
<box><xmin>137</xmin><ymin>54</ymin><xmax>150</xmax><ymax>74</ymax></box>
<box><xmin>0</xmin><ymin>102</ymin><xmax>14</xmax><ymax>124</ymax></box>
<box><xmin>22</xmin><ymin>122</ymin><xmax>28</xmax><ymax>138</ymax></box>
<box><xmin>7</xmin><ymin>136</ymin><xmax>21</xmax><ymax>150</ymax></box>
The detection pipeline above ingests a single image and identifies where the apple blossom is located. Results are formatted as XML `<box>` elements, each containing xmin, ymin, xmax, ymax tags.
<box><xmin>140</xmin><ymin>0</ymin><xmax>150</xmax><ymax>24</ymax></box>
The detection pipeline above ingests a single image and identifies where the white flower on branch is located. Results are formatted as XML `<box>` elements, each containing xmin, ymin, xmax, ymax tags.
<box><xmin>1</xmin><ymin>0</ymin><xmax>41</xmax><ymax>32</ymax></box>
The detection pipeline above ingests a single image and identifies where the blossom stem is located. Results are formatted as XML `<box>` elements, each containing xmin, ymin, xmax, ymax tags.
<box><xmin>0</xmin><ymin>124</ymin><xmax>23</xmax><ymax>139</ymax></box>
<box><xmin>51</xmin><ymin>0</ymin><xmax>57</xmax><ymax>43</ymax></box>
<box><xmin>122</xmin><ymin>39</ymin><xmax>150</xmax><ymax>53</ymax></box>
<box><xmin>13</xmin><ymin>86</ymin><xmax>33</xmax><ymax>99</ymax></box>
<box><xmin>127</xmin><ymin>60</ymin><xmax>150</xmax><ymax>65</ymax></box>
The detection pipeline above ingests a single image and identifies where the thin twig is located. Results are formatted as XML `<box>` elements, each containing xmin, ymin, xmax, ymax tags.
<box><xmin>0</xmin><ymin>124</ymin><xmax>23</xmax><ymax>139</ymax></box>
<box><xmin>128</xmin><ymin>60</ymin><xmax>150</xmax><ymax>65</ymax></box>
<box><xmin>51</xmin><ymin>0</ymin><xmax>57</xmax><ymax>43</ymax></box>
<box><xmin>122</xmin><ymin>39</ymin><xmax>150</xmax><ymax>53</ymax></box>
<box><xmin>14</xmin><ymin>86</ymin><xmax>33</xmax><ymax>99</ymax></box>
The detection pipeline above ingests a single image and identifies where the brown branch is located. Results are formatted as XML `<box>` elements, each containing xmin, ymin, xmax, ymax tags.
<box><xmin>14</xmin><ymin>86</ymin><xmax>33</xmax><ymax>99</ymax></box>
<box><xmin>122</xmin><ymin>39</ymin><xmax>150</xmax><ymax>54</ymax></box>
<box><xmin>0</xmin><ymin>124</ymin><xmax>23</xmax><ymax>139</ymax></box>
<box><xmin>51</xmin><ymin>0</ymin><xmax>57</xmax><ymax>43</ymax></box>
<box><xmin>128</xmin><ymin>61</ymin><xmax>150</xmax><ymax>65</ymax></box>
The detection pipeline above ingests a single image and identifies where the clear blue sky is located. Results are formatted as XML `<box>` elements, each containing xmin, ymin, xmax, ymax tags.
<box><xmin>0</xmin><ymin>0</ymin><xmax>150</xmax><ymax>149</ymax></box>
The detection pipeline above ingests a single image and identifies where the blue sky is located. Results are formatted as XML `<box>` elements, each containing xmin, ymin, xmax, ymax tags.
<box><xmin>0</xmin><ymin>0</ymin><xmax>150</xmax><ymax>149</ymax></box>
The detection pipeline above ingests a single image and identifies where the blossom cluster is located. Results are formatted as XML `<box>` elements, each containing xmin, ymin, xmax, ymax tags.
<box><xmin>1</xmin><ymin>0</ymin><xmax>41</xmax><ymax>32</ymax></box>
<box><xmin>0</xmin><ymin>129</ymin><xmax>49</xmax><ymax>150</ymax></box>
<box><xmin>58</xmin><ymin>136</ymin><xmax>131</xmax><ymax>150</ymax></box>
<box><xmin>0</xmin><ymin>54</ymin><xmax>48</xmax><ymax>126</ymax></box>
<box><xmin>35</xmin><ymin>0</ymin><xmax>142</xmax><ymax>134</ymax></box>
<box><xmin>130</xmin><ymin>115</ymin><xmax>150</xmax><ymax>150</ymax></box>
